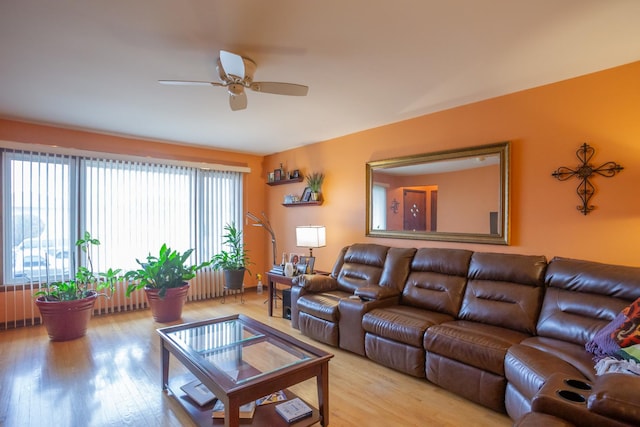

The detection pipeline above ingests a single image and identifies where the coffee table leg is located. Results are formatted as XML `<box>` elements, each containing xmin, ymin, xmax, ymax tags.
<box><xmin>161</xmin><ymin>338</ymin><xmax>170</xmax><ymax>390</ymax></box>
<box><xmin>318</xmin><ymin>363</ymin><xmax>329</xmax><ymax>426</ymax></box>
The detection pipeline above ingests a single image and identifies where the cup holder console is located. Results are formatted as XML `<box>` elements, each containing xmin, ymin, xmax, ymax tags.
<box><xmin>564</xmin><ymin>379</ymin><xmax>592</xmax><ymax>391</ymax></box>
<box><xmin>556</xmin><ymin>389</ymin><xmax>586</xmax><ymax>403</ymax></box>
<box><xmin>532</xmin><ymin>374</ymin><xmax>597</xmax><ymax>425</ymax></box>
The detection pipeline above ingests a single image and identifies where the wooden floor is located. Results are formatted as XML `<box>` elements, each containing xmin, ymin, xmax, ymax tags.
<box><xmin>0</xmin><ymin>291</ymin><xmax>511</xmax><ymax>427</ymax></box>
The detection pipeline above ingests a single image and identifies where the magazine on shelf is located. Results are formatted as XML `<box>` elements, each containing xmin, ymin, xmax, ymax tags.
<box><xmin>275</xmin><ymin>397</ymin><xmax>313</xmax><ymax>423</ymax></box>
<box><xmin>256</xmin><ymin>390</ymin><xmax>287</xmax><ymax>406</ymax></box>
<box><xmin>179</xmin><ymin>379</ymin><xmax>216</xmax><ymax>407</ymax></box>
<box><xmin>211</xmin><ymin>399</ymin><xmax>256</xmax><ymax>419</ymax></box>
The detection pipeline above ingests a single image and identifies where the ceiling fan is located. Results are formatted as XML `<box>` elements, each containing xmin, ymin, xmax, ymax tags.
<box><xmin>159</xmin><ymin>50</ymin><xmax>309</xmax><ymax>111</ymax></box>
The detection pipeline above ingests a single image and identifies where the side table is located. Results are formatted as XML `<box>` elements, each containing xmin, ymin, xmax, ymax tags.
<box><xmin>266</xmin><ymin>271</ymin><xmax>329</xmax><ymax>317</ymax></box>
<box><xmin>266</xmin><ymin>272</ymin><xmax>294</xmax><ymax>317</ymax></box>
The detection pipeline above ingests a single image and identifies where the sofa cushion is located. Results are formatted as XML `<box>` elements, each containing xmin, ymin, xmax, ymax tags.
<box><xmin>537</xmin><ymin>257</ymin><xmax>640</xmax><ymax>346</ymax></box>
<box><xmin>424</xmin><ymin>320</ymin><xmax>530</xmax><ymax>375</ymax></box>
<box><xmin>588</xmin><ymin>373</ymin><xmax>640</xmax><ymax>425</ymax></box>
<box><xmin>402</xmin><ymin>248</ymin><xmax>472</xmax><ymax>316</ymax></box>
<box><xmin>458</xmin><ymin>252</ymin><xmax>547</xmax><ymax>334</ymax></box>
<box><xmin>363</xmin><ymin>305</ymin><xmax>453</xmax><ymax>347</ymax></box>
<box><xmin>336</xmin><ymin>243</ymin><xmax>389</xmax><ymax>292</ymax></box>
<box><xmin>295</xmin><ymin>291</ymin><xmax>350</xmax><ymax>322</ymax></box>
<box><xmin>519</xmin><ymin>336</ymin><xmax>597</xmax><ymax>381</ymax></box>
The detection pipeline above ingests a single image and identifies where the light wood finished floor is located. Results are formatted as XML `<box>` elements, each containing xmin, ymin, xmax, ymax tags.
<box><xmin>0</xmin><ymin>291</ymin><xmax>511</xmax><ymax>427</ymax></box>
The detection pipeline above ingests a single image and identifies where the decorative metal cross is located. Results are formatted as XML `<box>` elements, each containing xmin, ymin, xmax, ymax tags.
<box><xmin>551</xmin><ymin>143</ymin><xmax>623</xmax><ymax>215</ymax></box>
<box><xmin>390</xmin><ymin>198</ymin><xmax>400</xmax><ymax>214</ymax></box>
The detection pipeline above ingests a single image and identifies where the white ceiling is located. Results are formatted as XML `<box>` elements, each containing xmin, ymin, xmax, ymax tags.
<box><xmin>1</xmin><ymin>1</ymin><xmax>639</xmax><ymax>156</ymax></box>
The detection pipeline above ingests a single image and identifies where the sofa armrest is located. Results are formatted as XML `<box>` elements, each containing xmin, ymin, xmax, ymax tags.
<box><xmin>588</xmin><ymin>373</ymin><xmax>640</xmax><ymax>425</ymax></box>
<box><xmin>354</xmin><ymin>285</ymin><xmax>399</xmax><ymax>301</ymax></box>
<box><xmin>293</xmin><ymin>274</ymin><xmax>338</xmax><ymax>292</ymax></box>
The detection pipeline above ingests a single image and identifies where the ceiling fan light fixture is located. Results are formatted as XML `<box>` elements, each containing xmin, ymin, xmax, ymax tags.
<box><xmin>160</xmin><ymin>50</ymin><xmax>308</xmax><ymax>111</ymax></box>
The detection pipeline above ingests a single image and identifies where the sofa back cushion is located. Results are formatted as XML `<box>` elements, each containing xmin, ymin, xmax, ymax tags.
<box><xmin>335</xmin><ymin>243</ymin><xmax>390</xmax><ymax>293</ymax></box>
<box><xmin>458</xmin><ymin>252</ymin><xmax>547</xmax><ymax>334</ymax></box>
<box><xmin>537</xmin><ymin>257</ymin><xmax>640</xmax><ymax>346</ymax></box>
<box><xmin>380</xmin><ymin>247</ymin><xmax>417</xmax><ymax>292</ymax></box>
<box><xmin>402</xmin><ymin>248</ymin><xmax>472</xmax><ymax>316</ymax></box>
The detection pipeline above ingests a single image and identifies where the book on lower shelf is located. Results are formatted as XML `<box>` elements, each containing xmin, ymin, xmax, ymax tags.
<box><xmin>179</xmin><ymin>379</ymin><xmax>216</xmax><ymax>407</ymax></box>
<box><xmin>211</xmin><ymin>399</ymin><xmax>256</xmax><ymax>420</ymax></box>
<box><xmin>256</xmin><ymin>390</ymin><xmax>287</xmax><ymax>406</ymax></box>
<box><xmin>275</xmin><ymin>397</ymin><xmax>313</xmax><ymax>423</ymax></box>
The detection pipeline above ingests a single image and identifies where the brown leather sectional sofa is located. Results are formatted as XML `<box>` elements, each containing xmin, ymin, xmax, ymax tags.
<box><xmin>290</xmin><ymin>243</ymin><xmax>640</xmax><ymax>426</ymax></box>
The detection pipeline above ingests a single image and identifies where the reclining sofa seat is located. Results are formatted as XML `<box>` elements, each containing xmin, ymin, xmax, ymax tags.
<box><xmin>423</xmin><ymin>252</ymin><xmax>547</xmax><ymax>413</ymax></box>
<box><xmin>504</xmin><ymin>257</ymin><xmax>640</xmax><ymax>425</ymax></box>
<box><xmin>362</xmin><ymin>248</ymin><xmax>473</xmax><ymax>377</ymax></box>
<box><xmin>291</xmin><ymin>243</ymin><xmax>415</xmax><ymax>355</ymax></box>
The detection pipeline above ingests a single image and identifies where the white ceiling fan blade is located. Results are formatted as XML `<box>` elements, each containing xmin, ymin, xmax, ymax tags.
<box><xmin>250</xmin><ymin>82</ymin><xmax>309</xmax><ymax>96</ymax></box>
<box><xmin>229</xmin><ymin>92</ymin><xmax>247</xmax><ymax>111</ymax></box>
<box><xmin>220</xmin><ymin>50</ymin><xmax>245</xmax><ymax>79</ymax></box>
<box><xmin>158</xmin><ymin>80</ymin><xmax>223</xmax><ymax>87</ymax></box>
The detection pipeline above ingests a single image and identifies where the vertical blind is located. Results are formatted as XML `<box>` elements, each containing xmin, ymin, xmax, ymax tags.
<box><xmin>1</xmin><ymin>148</ymin><xmax>244</xmax><ymax>328</ymax></box>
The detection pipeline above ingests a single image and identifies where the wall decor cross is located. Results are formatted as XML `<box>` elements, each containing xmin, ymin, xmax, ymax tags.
<box><xmin>551</xmin><ymin>143</ymin><xmax>623</xmax><ymax>215</ymax></box>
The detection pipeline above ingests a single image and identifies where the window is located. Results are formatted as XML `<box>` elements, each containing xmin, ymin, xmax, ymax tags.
<box><xmin>2</xmin><ymin>149</ymin><xmax>243</xmax><ymax>285</ymax></box>
<box><xmin>371</xmin><ymin>184</ymin><xmax>387</xmax><ymax>230</ymax></box>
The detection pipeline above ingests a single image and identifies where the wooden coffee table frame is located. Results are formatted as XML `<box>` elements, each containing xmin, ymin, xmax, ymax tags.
<box><xmin>158</xmin><ymin>314</ymin><xmax>333</xmax><ymax>427</ymax></box>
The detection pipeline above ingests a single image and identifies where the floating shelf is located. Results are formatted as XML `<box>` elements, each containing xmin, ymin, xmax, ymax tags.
<box><xmin>266</xmin><ymin>177</ymin><xmax>303</xmax><ymax>186</ymax></box>
<box><xmin>282</xmin><ymin>201</ymin><xmax>323</xmax><ymax>207</ymax></box>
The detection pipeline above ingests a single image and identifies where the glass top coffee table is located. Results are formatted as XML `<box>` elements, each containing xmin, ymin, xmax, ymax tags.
<box><xmin>158</xmin><ymin>314</ymin><xmax>333</xmax><ymax>427</ymax></box>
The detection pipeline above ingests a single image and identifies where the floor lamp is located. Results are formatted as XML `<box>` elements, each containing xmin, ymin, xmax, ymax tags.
<box><xmin>246</xmin><ymin>211</ymin><xmax>282</xmax><ymax>274</ymax></box>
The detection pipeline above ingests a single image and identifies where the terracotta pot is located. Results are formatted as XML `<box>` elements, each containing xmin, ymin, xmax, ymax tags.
<box><xmin>35</xmin><ymin>291</ymin><xmax>98</xmax><ymax>341</ymax></box>
<box><xmin>144</xmin><ymin>284</ymin><xmax>189</xmax><ymax>323</ymax></box>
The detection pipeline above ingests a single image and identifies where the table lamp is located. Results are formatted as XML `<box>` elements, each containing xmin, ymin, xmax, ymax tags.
<box><xmin>296</xmin><ymin>226</ymin><xmax>326</xmax><ymax>272</ymax></box>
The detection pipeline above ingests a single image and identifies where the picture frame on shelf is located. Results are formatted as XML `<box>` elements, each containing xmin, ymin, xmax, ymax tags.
<box><xmin>268</xmin><ymin>172</ymin><xmax>275</xmax><ymax>182</ymax></box>
<box><xmin>274</xmin><ymin>168</ymin><xmax>282</xmax><ymax>181</ymax></box>
<box><xmin>292</xmin><ymin>169</ymin><xmax>300</xmax><ymax>178</ymax></box>
<box><xmin>301</xmin><ymin>187</ymin><xmax>312</xmax><ymax>202</ymax></box>
<box><xmin>300</xmin><ymin>256</ymin><xmax>315</xmax><ymax>274</ymax></box>
<box><xmin>289</xmin><ymin>253</ymin><xmax>303</xmax><ymax>265</ymax></box>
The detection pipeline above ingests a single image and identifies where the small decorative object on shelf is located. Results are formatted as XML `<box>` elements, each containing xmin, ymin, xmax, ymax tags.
<box><xmin>275</xmin><ymin>397</ymin><xmax>313</xmax><ymax>423</ymax></box>
<box><xmin>305</xmin><ymin>172</ymin><xmax>324</xmax><ymax>201</ymax></box>
<box><xmin>551</xmin><ymin>143</ymin><xmax>623</xmax><ymax>215</ymax></box>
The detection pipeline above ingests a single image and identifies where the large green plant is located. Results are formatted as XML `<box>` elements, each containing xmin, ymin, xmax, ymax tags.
<box><xmin>125</xmin><ymin>244</ymin><xmax>209</xmax><ymax>298</ymax></box>
<box><xmin>35</xmin><ymin>231</ymin><xmax>122</xmax><ymax>301</ymax></box>
<box><xmin>211</xmin><ymin>222</ymin><xmax>252</xmax><ymax>273</ymax></box>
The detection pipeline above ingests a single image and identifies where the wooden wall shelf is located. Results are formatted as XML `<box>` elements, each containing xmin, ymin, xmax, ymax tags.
<box><xmin>282</xmin><ymin>201</ymin><xmax>323</xmax><ymax>207</ymax></box>
<box><xmin>267</xmin><ymin>177</ymin><xmax>303</xmax><ymax>186</ymax></box>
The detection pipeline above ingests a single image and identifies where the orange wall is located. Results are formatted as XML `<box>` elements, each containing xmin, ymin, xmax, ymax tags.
<box><xmin>265</xmin><ymin>61</ymin><xmax>640</xmax><ymax>270</ymax></box>
<box><xmin>0</xmin><ymin>119</ymin><xmax>268</xmax><ymax>283</ymax></box>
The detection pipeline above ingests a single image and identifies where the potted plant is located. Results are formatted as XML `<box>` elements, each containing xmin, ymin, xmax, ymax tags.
<box><xmin>306</xmin><ymin>172</ymin><xmax>324</xmax><ymax>201</ymax></box>
<box><xmin>34</xmin><ymin>231</ymin><xmax>122</xmax><ymax>341</ymax></box>
<box><xmin>125</xmin><ymin>244</ymin><xmax>209</xmax><ymax>322</ymax></box>
<box><xmin>211</xmin><ymin>222</ymin><xmax>252</xmax><ymax>290</ymax></box>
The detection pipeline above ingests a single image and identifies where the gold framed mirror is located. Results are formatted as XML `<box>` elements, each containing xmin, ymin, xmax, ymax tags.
<box><xmin>366</xmin><ymin>142</ymin><xmax>510</xmax><ymax>245</ymax></box>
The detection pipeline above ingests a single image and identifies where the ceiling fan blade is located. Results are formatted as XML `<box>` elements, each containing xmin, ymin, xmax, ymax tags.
<box><xmin>229</xmin><ymin>92</ymin><xmax>247</xmax><ymax>111</ymax></box>
<box><xmin>158</xmin><ymin>80</ymin><xmax>223</xmax><ymax>87</ymax></box>
<box><xmin>250</xmin><ymin>82</ymin><xmax>309</xmax><ymax>96</ymax></box>
<box><xmin>219</xmin><ymin>50</ymin><xmax>245</xmax><ymax>79</ymax></box>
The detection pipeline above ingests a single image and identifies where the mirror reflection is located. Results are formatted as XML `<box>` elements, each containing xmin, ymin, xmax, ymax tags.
<box><xmin>366</xmin><ymin>142</ymin><xmax>510</xmax><ymax>245</ymax></box>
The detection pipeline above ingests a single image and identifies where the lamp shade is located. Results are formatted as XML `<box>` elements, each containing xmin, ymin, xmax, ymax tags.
<box><xmin>296</xmin><ymin>226</ymin><xmax>326</xmax><ymax>249</ymax></box>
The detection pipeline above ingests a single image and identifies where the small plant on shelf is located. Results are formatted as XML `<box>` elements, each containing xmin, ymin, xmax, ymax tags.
<box><xmin>305</xmin><ymin>172</ymin><xmax>324</xmax><ymax>201</ymax></box>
